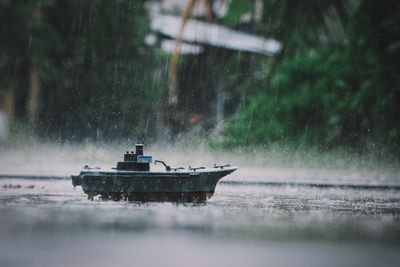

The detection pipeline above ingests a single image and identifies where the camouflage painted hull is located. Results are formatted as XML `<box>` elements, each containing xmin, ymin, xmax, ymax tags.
<box><xmin>72</xmin><ymin>167</ymin><xmax>236</xmax><ymax>203</ymax></box>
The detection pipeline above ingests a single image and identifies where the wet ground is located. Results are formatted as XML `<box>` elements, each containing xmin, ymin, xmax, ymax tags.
<box><xmin>0</xmin><ymin>144</ymin><xmax>400</xmax><ymax>267</ymax></box>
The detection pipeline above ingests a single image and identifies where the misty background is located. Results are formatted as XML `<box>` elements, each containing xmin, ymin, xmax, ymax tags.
<box><xmin>0</xmin><ymin>0</ymin><xmax>398</xmax><ymax>160</ymax></box>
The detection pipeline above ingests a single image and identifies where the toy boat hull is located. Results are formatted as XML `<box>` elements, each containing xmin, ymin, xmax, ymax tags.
<box><xmin>72</xmin><ymin>167</ymin><xmax>236</xmax><ymax>203</ymax></box>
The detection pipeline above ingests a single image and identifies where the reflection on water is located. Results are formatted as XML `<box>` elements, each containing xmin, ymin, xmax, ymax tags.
<box><xmin>0</xmin><ymin>144</ymin><xmax>399</xmax><ymax>267</ymax></box>
<box><xmin>0</xmin><ymin>177</ymin><xmax>399</xmax><ymax>267</ymax></box>
<box><xmin>1</xmin><ymin>179</ymin><xmax>399</xmax><ymax>240</ymax></box>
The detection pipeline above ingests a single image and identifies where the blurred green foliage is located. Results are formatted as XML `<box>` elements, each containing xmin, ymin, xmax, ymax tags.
<box><xmin>1</xmin><ymin>0</ymin><xmax>399</xmax><ymax>153</ymax></box>
<box><xmin>1</xmin><ymin>0</ymin><xmax>164</xmax><ymax>142</ymax></box>
<box><xmin>35</xmin><ymin>0</ymin><xmax>163</xmax><ymax>141</ymax></box>
<box><xmin>223</xmin><ymin>0</ymin><xmax>253</xmax><ymax>27</ymax></box>
<box><xmin>224</xmin><ymin>0</ymin><xmax>400</xmax><ymax>151</ymax></box>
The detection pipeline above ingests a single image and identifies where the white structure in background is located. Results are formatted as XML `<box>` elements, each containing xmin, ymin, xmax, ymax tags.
<box><xmin>146</xmin><ymin>0</ymin><xmax>264</xmax><ymax>23</ymax></box>
<box><xmin>161</xmin><ymin>39</ymin><xmax>204</xmax><ymax>54</ymax></box>
<box><xmin>146</xmin><ymin>0</ymin><xmax>281</xmax><ymax>136</ymax></box>
<box><xmin>0</xmin><ymin>111</ymin><xmax>8</xmax><ymax>140</ymax></box>
<box><xmin>150</xmin><ymin>14</ymin><xmax>281</xmax><ymax>55</ymax></box>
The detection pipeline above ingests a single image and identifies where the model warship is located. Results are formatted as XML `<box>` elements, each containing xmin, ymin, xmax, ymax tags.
<box><xmin>72</xmin><ymin>144</ymin><xmax>237</xmax><ymax>203</ymax></box>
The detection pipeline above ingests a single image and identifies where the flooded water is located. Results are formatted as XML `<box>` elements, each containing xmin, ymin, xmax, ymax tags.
<box><xmin>1</xmin><ymin>144</ymin><xmax>400</xmax><ymax>267</ymax></box>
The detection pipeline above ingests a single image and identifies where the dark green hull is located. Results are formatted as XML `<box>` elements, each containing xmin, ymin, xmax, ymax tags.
<box><xmin>72</xmin><ymin>167</ymin><xmax>236</xmax><ymax>203</ymax></box>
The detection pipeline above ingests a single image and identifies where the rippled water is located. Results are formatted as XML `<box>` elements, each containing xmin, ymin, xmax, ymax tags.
<box><xmin>0</xmin><ymin>144</ymin><xmax>399</xmax><ymax>267</ymax></box>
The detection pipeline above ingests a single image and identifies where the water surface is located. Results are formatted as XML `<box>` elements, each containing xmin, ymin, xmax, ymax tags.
<box><xmin>0</xmin><ymin>144</ymin><xmax>399</xmax><ymax>267</ymax></box>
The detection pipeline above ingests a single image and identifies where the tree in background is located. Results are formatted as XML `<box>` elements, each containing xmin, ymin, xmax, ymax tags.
<box><xmin>224</xmin><ymin>0</ymin><xmax>400</xmax><ymax>153</ymax></box>
<box><xmin>1</xmin><ymin>0</ymin><xmax>164</xmax><ymax>142</ymax></box>
<box><xmin>35</xmin><ymin>0</ymin><xmax>163</xmax><ymax>142</ymax></box>
<box><xmin>0</xmin><ymin>0</ymin><xmax>45</xmax><ymax>136</ymax></box>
